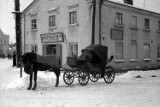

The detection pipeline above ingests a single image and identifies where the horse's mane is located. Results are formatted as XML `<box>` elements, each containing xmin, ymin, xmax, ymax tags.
<box><xmin>22</xmin><ymin>52</ymin><xmax>37</xmax><ymax>62</ymax></box>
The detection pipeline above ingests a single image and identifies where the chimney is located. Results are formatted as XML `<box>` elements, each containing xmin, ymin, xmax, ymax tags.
<box><xmin>123</xmin><ymin>0</ymin><xmax>133</xmax><ymax>5</ymax></box>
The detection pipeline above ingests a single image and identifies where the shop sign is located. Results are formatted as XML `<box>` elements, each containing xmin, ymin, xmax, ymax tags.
<box><xmin>40</xmin><ymin>32</ymin><xmax>64</xmax><ymax>43</ymax></box>
<box><xmin>110</xmin><ymin>29</ymin><xmax>123</xmax><ymax>40</ymax></box>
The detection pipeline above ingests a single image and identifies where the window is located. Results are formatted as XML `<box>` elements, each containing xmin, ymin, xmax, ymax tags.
<box><xmin>49</xmin><ymin>15</ymin><xmax>56</xmax><ymax>27</ymax></box>
<box><xmin>144</xmin><ymin>44</ymin><xmax>150</xmax><ymax>59</ymax></box>
<box><xmin>69</xmin><ymin>11</ymin><xmax>77</xmax><ymax>25</ymax></box>
<box><xmin>31</xmin><ymin>19</ymin><xmax>37</xmax><ymax>30</ymax></box>
<box><xmin>131</xmin><ymin>16</ymin><xmax>137</xmax><ymax>27</ymax></box>
<box><xmin>115</xmin><ymin>42</ymin><xmax>123</xmax><ymax>60</ymax></box>
<box><xmin>1</xmin><ymin>40</ymin><xmax>2</xmax><ymax>45</ymax></box>
<box><xmin>31</xmin><ymin>45</ymin><xmax>37</xmax><ymax>53</ymax></box>
<box><xmin>116</xmin><ymin>13</ymin><xmax>123</xmax><ymax>25</ymax></box>
<box><xmin>157</xmin><ymin>44</ymin><xmax>160</xmax><ymax>58</ymax></box>
<box><xmin>69</xmin><ymin>43</ymin><xmax>78</xmax><ymax>57</ymax></box>
<box><xmin>158</xmin><ymin>21</ymin><xmax>160</xmax><ymax>31</ymax></box>
<box><xmin>130</xmin><ymin>43</ymin><xmax>138</xmax><ymax>59</ymax></box>
<box><xmin>144</xmin><ymin>18</ymin><xmax>149</xmax><ymax>29</ymax></box>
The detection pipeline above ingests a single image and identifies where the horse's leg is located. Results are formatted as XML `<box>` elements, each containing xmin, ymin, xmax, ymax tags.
<box><xmin>27</xmin><ymin>74</ymin><xmax>33</xmax><ymax>90</ymax></box>
<box><xmin>54</xmin><ymin>68</ymin><xmax>60</xmax><ymax>87</ymax></box>
<box><xmin>32</xmin><ymin>70</ymin><xmax>38</xmax><ymax>90</ymax></box>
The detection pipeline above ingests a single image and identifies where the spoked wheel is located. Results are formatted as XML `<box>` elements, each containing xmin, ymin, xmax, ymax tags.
<box><xmin>63</xmin><ymin>71</ymin><xmax>74</xmax><ymax>85</ymax></box>
<box><xmin>103</xmin><ymin>66</ymin><xmax>115</xmax><ymax>84</ymax></box>
<box><xmin>78</xmin><ymin>70</ymin><xmax>89</xmax><ymax>86</ymax></box>
<box><xmin>89</xmin><ymin>73</ymin><xmax>100</xmax><ymax>82</ymax></box>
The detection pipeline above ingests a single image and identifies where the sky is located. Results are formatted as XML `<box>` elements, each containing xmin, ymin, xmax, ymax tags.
<box><xmin>0</xmin><ymin>0</ymin><xmax>160</xmax><ymax>44</ymax></box>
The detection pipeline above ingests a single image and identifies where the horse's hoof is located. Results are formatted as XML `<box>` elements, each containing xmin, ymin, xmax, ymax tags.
<box><xmin>27</xmin><ymin>87</ymin><xmax>31</xmax><ymax>90</ymax></box>
<box><xmin>32</xmin><ymin>87</ymin><xmax>36</xmax><ymax>90</ymax></box>
<box><xmin>55</xmin><ymin>85</ymin><xmax>58</xmax><ymax>87</ymax></box>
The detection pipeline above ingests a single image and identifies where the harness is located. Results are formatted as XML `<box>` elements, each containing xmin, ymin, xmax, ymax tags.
<box><xmin>24</xmin><ymin>61</ymin><xmax>33</xmax><ymax>75</ymax></box>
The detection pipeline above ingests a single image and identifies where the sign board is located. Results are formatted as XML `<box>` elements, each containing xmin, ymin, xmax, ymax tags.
<box><xmin>110</xmin><ymin>29</ymin><xmax>123</xmax><ymax>40</ymax></box>
<box><xmin>40</xmin><ymin>32</ymin><xmax>64</xmax><ymax>43</ymax></box>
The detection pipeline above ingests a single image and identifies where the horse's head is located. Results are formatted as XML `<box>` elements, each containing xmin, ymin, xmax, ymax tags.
<box><xmin>21</xmin><ymin>52</ymin><xmax>36</xmax><ymax>74</ymax></box>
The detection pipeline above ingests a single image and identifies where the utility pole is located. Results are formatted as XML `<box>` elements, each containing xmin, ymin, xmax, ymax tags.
<box><xmin>13</xmin><ymin>0</ymin><xmax>22</xmax><ymax>77</ymax></box>
<box><xmin>99</xmin><ymin>0</ymin><xmax>104</xmax><ymax>45</ymax></box>
<box><xmin>91</xmin><ymin>0</ymin><xmax>96</xmax><ymax>45</ymax></box>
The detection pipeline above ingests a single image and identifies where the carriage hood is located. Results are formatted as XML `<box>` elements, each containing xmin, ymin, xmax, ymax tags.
<box><xmin>79</xmin><ymin>45</ymin><xmax>108</xmax><ymax>62</ymax></box>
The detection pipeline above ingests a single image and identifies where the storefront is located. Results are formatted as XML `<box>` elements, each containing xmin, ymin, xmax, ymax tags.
<box><xmin>40</xmin><ymin>32</ymin><xmax>63</xmax><ymax>64</ymax></box>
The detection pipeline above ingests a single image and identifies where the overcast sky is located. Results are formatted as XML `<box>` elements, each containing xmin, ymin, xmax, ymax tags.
<box><xmin>0</xmin><ymin>0</ymin><xmax>160</xmax><ymax>44</ymax></box>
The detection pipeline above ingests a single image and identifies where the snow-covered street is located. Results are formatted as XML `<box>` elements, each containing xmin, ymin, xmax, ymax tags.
<box><xmin>0</xmin><ymin>58</ymin><xmax>160</xmax><ymax>107</ymax></box>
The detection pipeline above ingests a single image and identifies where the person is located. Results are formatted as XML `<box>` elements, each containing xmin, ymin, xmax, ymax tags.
<box><xmin>12</xmin><ymin>52</ymin><xmax>16</xmax><ymax>67</ymax></box>
<box><xmin>2</xmin><ymin>54</ymin><xmax>5</xmax><ymax>59</ymax></box>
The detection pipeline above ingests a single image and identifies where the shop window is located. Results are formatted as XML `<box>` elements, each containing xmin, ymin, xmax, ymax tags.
<box><xmin>144</xmin><ymin>44</ymin><xmax>150</xmax><ymax>59</ymax></box>
<box><xmin>31</xmin><ymin>19</ymin><xmax>37</xmax><ymax>30</ymax></box>
<box><xmin>69</xmin><ymin>43</ymin><xmax>78</xmax><ymax>57</ymax></box>
<box><xmin>49</xmin><ymin>15</ymin><xmax>56</xmax><ymax>27</ymax></box>
<box><xmin>69</xmin><ymin>11</ymin><xmax>77</xmax><ymax>25</ymax></box>
<box><xmin>115</xmin><ymin>42</ymin><xmax>123</xmax><ymax>60</ymax></box>
<box><xmin>157</xmin><ymin>44</ymin><xmax>160</xmax><ymax>58</ymax></box>
<box><xmin>31</xmin><ymin>45</ymin><xmax>37</xmax><ymax>53</ymax></box>
<box><xmin>115</xmin><ymin>12</ymin><xmax>123</xmax><ymax>25</ymax></box>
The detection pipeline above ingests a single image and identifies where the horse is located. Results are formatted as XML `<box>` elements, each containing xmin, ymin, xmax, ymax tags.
<box><xmin>21</xmin><ymin>52</ymin><xmax>61</xmax><ymax>90</ymax></box>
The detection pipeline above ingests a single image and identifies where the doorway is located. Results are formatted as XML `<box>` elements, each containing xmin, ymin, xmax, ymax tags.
<box><xmin>42</xmin><ymin>44</ymin><xmax>62</xmax><ymax>65</ymax></box>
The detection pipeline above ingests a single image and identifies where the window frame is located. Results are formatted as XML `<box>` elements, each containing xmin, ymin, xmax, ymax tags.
<box><xmin>31</xmin><ymin>19</ymin><xmax>37</xmax><ymax>30</ymax></box>
<box><xmin>131</xmin><ymin>15</ymin><xmax>137</xmax><ymax>28</ymax></box>
<box><xmin>115</xmin><ymin>42</ymin><xmax>123</xmax><ymax>60</ymax></box>
<box><xmin>158</xmin><ymin>21</ymin><xmax>160</xmax><ymax>31</ymax></box>
<box><xmin>31</xmin><ymin>44</ymin><xmax>38</xmax><ymax>53</ymax></box>
<box><xmin>69</xmin><ymin>11</ymin><xmax>78</xmax><ymax>25</ymax></box>
<box><xmin>69</xmin><ymin>43</ymin><xmax>78</xmax><ymax>57</ymax></box>
<box><xmin>130</xmin><ymin>42</ymin><xmax>138</xmax><ymax>60</ymax></box>
<box><xmin>144</xmin><ymin>18</ymin><xmax>150</xmax><ymax>29</ymax></box>
<box><xmin>116</xmin><ymin>12</ymin><xmax>123</xmax><ymax>25</ymax></box>
<box><xmin>157</xmin><ymin>44</ymin><xmax>160</xmax><ymax>59</ymax></box>
<box><xmin>144</xmin><ymin>44</ymin><xmax>150</xmax><ymax>59</ymax></box>
<box><xmin>49</xmin><ymin>15</ymin><xmax>56</xmax><ymax>27</ymax></box>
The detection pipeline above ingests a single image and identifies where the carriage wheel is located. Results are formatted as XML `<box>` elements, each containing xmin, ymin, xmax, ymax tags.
<box><xmin>103</xmin><ymin>66</ymin><xmax>115</xmax><ymax>84</ymax></box>
<box><xmin>89</xmin><ymin>73</ymin><xmax>100</xmax><ymax>82</ymax></box>
<box><xmin>78</xmin><ymin>70</ymin><xmax>89</xmax><ymax>86</ymax></box>
<box><xmin>63</xmin><ymin>71</ymin><xmax>74</xmax><ymax>85</ymax></box>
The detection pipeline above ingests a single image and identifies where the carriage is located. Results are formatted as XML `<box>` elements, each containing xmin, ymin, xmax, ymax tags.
<box><xmin>22</xmin><ymin>44</ymin><xmax>115</xmax><ymax>90</ymax></box>
<box><xmin>63</xmin><ymin>45</ymin><xmax>115</xmax><ymax>86</ymax></box>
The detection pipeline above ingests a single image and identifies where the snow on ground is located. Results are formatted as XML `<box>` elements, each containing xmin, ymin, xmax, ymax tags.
<box><xmin>0</xmin><ymin>58</ymin><xmax>160</xmax><ymax>107</ymax></box>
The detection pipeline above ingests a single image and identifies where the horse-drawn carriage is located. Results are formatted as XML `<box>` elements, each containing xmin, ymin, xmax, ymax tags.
<box><xmin>22</xmin><ymin>45</ymin><xmax>115</xmax><ymax>90</ymax></box>
<box><xmin>63</xmin><ymin>45</ymin><xmax>115</xmax><ymax>86</ymax></box>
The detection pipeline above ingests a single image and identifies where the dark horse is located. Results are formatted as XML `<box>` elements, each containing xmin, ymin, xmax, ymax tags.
<box><xmin>21</xmin><ymin>52</ymin><xmax>61</xmax><ymax>90</ymax></box>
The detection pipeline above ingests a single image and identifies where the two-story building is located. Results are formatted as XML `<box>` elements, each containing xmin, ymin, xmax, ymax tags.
<box><xmin>21</xmin><ymin>0</ymin><xmax>160</xmax><ymax>71</ymax></box>
<box><xmin>0</xmin><ymin>29</ymin><xmax>10</xmax><ymax>57</ymax></box>
<box><xmin>21</xmin><ymin>0</ymin><xmax>92</xmax><ymax>65</ymax></box>
<box><xmin>94</xmin><ymin>0</ymin><xmax>160</xmax><ymax>70</ymax></box>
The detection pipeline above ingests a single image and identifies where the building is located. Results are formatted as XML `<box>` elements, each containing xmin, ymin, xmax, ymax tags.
<box><xmin>94</xmin><ymin>0</ymin><xmax>160</xmax><ymax>70</ymax></box>
<box><xmin>0</xmin><ymin>29</ymin><xmax>10</xmax><ymax>58</ymax></box>
<box><xmin>21</xmin><ymin>0</ymin><xmax>160</xmax><ymax>70</ymax></box>
<box><xmin>21</xmin><ymin>0</ymin><xmax>92</xmax><ymax>65</ymax></box>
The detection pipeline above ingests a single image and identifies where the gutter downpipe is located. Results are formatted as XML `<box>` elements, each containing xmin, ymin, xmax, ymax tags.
<box><xmin>99</xmin><ymin>0</ymin><xmax>104</xmax><ymax>45</ymax></box>
<box><xmin>91</xmin><ymin>0</ymin><xmax>96</xmax><ymax>45</ymax></box>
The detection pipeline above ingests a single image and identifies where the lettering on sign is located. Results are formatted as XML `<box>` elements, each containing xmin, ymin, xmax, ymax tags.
<box><xmin>40</xmin><ymin>32</ymin><xmax>64</xmax><ymax>43</ymax></box>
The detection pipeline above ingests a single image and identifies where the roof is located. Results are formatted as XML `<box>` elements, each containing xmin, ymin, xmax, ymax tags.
<box><xmin>22</xmin><ymin>0</ymin><xmax>39</xmax><ymax>14</ymax></box>
<box><xmin>82</xmin><ymin>45</ymin><xmax>108</xmax><ymax>62</ymax></box>
<box><xmin>106</xmin><ymin>0</ymin><xmax>160</xmax><ymax>17</ymax></box>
